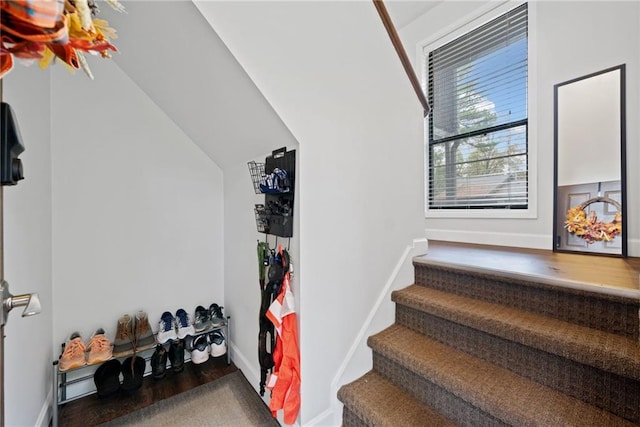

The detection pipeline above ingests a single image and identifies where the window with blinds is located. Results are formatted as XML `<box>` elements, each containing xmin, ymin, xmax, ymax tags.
<box><xmin>426</xmin><ymin>4</ymin><xmax>528</xmax><ymax>210</ymax></box>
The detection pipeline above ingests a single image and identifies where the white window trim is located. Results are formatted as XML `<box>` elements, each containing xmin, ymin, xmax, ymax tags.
<box><xmin>419</xmin><ymin>1</ymin><xmax>538</xmax><ymax>220</ymax></box>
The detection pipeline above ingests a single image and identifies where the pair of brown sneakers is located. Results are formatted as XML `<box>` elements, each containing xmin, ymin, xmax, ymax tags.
<box><xmin>112</xmin><ymin>311</ymin><xmax>156</xmax><ymax>357</ymax></box>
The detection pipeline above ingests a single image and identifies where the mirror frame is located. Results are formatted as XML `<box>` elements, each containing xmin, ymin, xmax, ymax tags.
<box><xmin>553</xmin><ymin>64</ymin><xmax>627</xmax><ymax>257</ymax></box>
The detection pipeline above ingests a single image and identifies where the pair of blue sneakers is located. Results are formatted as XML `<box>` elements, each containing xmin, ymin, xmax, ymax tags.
<box><xmin>157</xmin><ymin>309</ymin><xmax>194</xmax><ymax>344</ymax></box>
<box><xmin>157</xmin><ymin>304</ymin><xmax>225</xmax><ymax>344</ymax></box>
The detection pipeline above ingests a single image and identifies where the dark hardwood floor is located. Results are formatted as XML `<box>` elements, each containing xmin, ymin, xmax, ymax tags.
<box><xmin>57</xmin><ymin>355</ymin><xmax>238</xmax><ymax>426</ymax></box>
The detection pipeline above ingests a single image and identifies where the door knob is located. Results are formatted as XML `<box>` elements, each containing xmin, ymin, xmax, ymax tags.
<box><xmin>1</xmin><ymin>280</ymin><xmax>41</xmax><ymax>326</ymax></box>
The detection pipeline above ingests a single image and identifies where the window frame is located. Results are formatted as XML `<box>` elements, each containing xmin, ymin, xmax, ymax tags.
<box><xmin>420</xmin><ymin>1</ymin><xmax>537</xmax><ymax>219</ymax></box>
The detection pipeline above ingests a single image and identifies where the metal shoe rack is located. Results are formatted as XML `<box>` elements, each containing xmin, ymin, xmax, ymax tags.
<box><xmin>51</xmin><ymin>318</ymin><xmax>230</xmax><ymax>427</ymax></box>
<box><xmin>249</xmin><ymin>147</ymin><xmax>296</xmax><ymax>237</ymax></box>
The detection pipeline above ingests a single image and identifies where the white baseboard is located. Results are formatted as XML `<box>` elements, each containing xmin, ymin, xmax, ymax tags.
<box><xmin>228</xmin><ymin>341</ymin><xmax>260</xmax><ymax>395</ymax></box>
<box><xmin>303</xmin><ymin>407</ymin><xmax>335</xmax><ymax>427</ymax></box>
<box><xmin>425</xmin><ymin>228</ymin><xmax>551</xmax><ymax>250</ymax></box>
<box><xmin>426</xmin><ymin>229</ymin><xmax>640</xmax><ymax>257</ymax></box>
<box><xmin>36</xmin><ymin>389</ymin><xmax>52</xmax><ymax>427</ymax></box>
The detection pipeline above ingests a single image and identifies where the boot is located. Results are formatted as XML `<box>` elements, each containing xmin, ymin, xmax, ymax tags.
<box><xmin>134</xmin><ymin>310</ymin><xmax>156</xmax><ymax>352</ymax></box>
<box><xmin>121</xmin><ymin>356</ymin><xmax>145</xmax><ymax>394</ymax></box>
<box><xmin>112</xmin><ymin>314</ymin><xmax>134</xmax><ymax>357</ymax></box>
<box><xmin>150</xmin><ymin>344</ymin><xmax>167</xmax><ymax>379</ymax></box>
<box><xmin>169</xmin><ymin>340</ymin><xmax>185</xmax><ymax>373</ymax></box>
<box><xmin>93</xmin><ymin>359</ymin><xmax>122</xmax><ymax>398</ymax></box>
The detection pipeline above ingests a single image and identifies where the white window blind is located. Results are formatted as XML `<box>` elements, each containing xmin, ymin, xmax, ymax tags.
<box><xmin>427</xmin><ymin>3</ymin><xmax>528</xmax><ymax>209</ymax></box>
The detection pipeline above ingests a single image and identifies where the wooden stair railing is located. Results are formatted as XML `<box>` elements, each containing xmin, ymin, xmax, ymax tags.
<box><xmin>372</xmin><ymin>0</ymin><xmax>430</xmax><ymax>118</ymax></box>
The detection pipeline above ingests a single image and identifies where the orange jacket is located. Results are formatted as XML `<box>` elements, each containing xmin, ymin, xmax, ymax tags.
<box><xmin>266</xmin><ymin>271</ymin><xmax>300</xmax><ymax>425</ymax></box>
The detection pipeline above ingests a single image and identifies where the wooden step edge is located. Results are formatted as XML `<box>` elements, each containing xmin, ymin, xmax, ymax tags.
<box><xmin>337</xmin><ymin>370</ymin><xmax>456</xmax><ymax>427</ymax></box>
<box><xmin>392</xmin><ymin>285</ymin><xmax>640</xmax><ymax>381</ymax></box>
<box><xmin>368</xmin><ymin>325</ymin><xmax>637</xmax><ymax>427</ymax></box>
<box><xmin>412</xmin><ymin>257</ymin><xmax>640</xmax><ymax>302</ymax></box>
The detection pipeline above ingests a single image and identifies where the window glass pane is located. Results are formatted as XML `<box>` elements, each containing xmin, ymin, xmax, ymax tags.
<box><xmin>429</xmin><ymin>126</ymin><xmax>528</xmax><ymax>208</ymax></box>
<box><xmin>430</xmin><ymin>126</ymin><xmax>527</xmax><ymax>208</ymax></box>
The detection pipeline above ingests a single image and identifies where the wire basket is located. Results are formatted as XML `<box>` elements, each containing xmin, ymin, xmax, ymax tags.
<box><xmin>247</xmin><ymin>161</ymin><xmax>266</xmax><ymax>194</ymax></box>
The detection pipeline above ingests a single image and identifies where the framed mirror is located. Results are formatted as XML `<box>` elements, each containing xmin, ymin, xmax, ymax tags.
<box><xmin>553</xmin><ymin>65</ymin><xmax>626</xmax><ymax>256</ymax></box>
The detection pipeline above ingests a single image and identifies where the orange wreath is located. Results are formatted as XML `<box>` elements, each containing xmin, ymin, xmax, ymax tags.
<box><xmin>0</xmin><ymin>0</ymin><xmax>124</xmax><ymax>79</ymax></box>
<box><xmin>564</xmin><ymin>197</ymin><xmax>622</xmax><ymax>244</ymax></box>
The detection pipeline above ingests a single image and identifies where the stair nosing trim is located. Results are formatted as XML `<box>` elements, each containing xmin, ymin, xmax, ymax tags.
<box><xmin>413</xmin><ymin>258</ymin><xmax>640</xmax><ymax>301</ymax></box>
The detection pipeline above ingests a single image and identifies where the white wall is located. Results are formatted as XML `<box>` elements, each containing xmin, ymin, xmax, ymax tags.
<box><xmin>50</xmin><ymin>59</ymin><xmax>225</xmax><ymax>356</ymax></box>
<box><xmin>3</xmin><ymin>66</ymin><xmax>54</xmax><ymax>426</ymax></box>
<box><xmin>196</xmin><ymin>2</ymin><xmax>426</xmax><ymax>424</ymax></box>
<box><xmin>220</xmin><ymin>162</ymin><xmax>266</xmax><ymax>387</ymax></box>
<box><xmin>401</xmin><ymin>1</ymin><xmax>640</xmax><ymax>255</ymax></box>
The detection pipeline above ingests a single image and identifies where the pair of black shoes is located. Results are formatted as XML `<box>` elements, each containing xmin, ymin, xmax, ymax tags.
<box><xmin>93</xmin><ymin>356</ymin><xmax>145</xmax><ymax>398</ymax></box>
<box><xmin>151</xmin><ymin>340</ymin><xmax>184</xmax><ymax>380</ymax></box>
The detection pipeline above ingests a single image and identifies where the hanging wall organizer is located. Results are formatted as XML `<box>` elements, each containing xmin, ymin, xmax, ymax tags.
<box><xmin>248</xmin><ymin>147</ymin><xmax>296</xmax><ymax>238</ymax></box>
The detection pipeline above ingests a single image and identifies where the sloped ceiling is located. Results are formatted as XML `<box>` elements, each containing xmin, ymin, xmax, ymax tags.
<box><xmin>102</xmin><ymin>1</ymin><xmax>438</xmax><ymax>170</ymax></box>
<box><xmin>103</xmin><ymin>1</ymin><xmax>298</xmax><ymax>170</ymax></box>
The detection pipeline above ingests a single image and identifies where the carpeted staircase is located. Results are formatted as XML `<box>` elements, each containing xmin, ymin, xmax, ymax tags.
<box><xmin>338</xmin><ymin>255</ymin><xmax>640</xmax><ymax>426</ymax></box>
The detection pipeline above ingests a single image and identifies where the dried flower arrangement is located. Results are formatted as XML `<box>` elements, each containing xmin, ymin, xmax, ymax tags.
<box><xmin>1</xmin><ymin>0</ymin><xmax>125</xmax><ymax>79</ymax></box>
<box><xmin>564</xmin><ymin>201</ymin><xmax>622</xmax><ymax>244</ymax></box>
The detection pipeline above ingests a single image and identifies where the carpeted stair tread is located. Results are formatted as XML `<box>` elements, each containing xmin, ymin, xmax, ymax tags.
<box><xmin>368</xmin><ymin>324</ymin><xmax>637</xmax><ymax>426</ymax></box>
<box><xmin>337</xmin><ymin>370</ymin><xmax>456</xmax><ymax>427</ymax></box>
<box><xmin>392</xmin><ymin>284</ymin><xmax>640</xmax><ymax>381</ymax></box>
<box><xmin>413</xmin><ymin>260</ymin><xmax>640</xmax><ymax>340</ymax></box>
